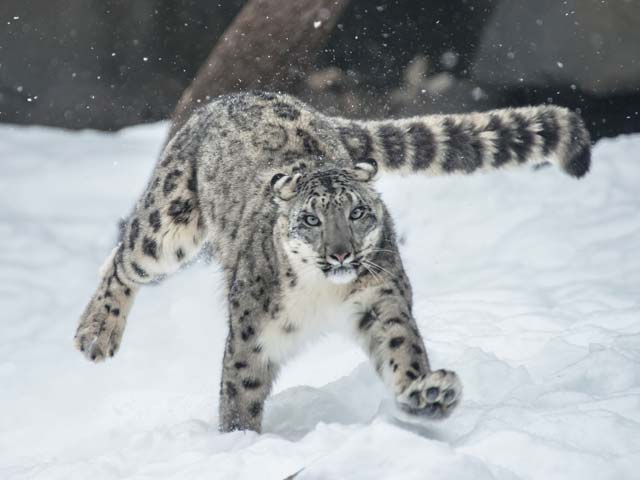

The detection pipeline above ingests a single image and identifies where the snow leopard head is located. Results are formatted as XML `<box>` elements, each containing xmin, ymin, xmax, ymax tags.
<box><xmin>271</xmin><ymin>160</ymin><xmax>384</xmax><ymax>284</ymax></box>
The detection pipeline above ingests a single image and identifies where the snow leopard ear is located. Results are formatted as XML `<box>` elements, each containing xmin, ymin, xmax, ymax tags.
<box><xmin>352</xmin><ymin>158</ymin><xmax>378</xmax><ymax>182</ymax></box>
<box><xmin>271</xmin><ymin>172</ymin><xmax>301</xmax><ymax>201</ymax></box>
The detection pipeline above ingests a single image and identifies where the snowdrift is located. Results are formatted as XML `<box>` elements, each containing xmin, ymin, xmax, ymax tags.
<box><xmin>1</xmin><ymin>123</ymin><xmax>639</xmax><ymax>479</ymax></box>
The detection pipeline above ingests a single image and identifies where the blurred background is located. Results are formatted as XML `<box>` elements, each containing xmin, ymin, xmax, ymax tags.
<box><xmin>1</xmin><ymin>0</ymin><xmax>639</xmax><ymax>140</ymax></box>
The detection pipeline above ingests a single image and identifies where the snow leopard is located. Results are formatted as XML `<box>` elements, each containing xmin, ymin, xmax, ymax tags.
<box><xmin>74</xmin><ymin>91</ymin><xmax>591</xmax><ymax>432</ymax></box>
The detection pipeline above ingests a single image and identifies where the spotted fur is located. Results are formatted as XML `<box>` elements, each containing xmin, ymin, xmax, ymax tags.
<box><xmin>75</xmin><ymin>92</ymin><xmax>591</xmax><ymax>432</ymax></box>
<box><xmin>338</xmin><ymin>106</ymin><xmax>590</xmax><ymax>178</ymax></box>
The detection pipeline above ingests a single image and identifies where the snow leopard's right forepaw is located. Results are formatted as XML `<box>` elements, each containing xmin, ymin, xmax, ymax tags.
<box><xmin>396</xmin><ymin>369</ymin><xmax>462</xmax><ymax>420</ymax></box>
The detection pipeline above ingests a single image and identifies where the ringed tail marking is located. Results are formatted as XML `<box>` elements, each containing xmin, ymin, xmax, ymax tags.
<box><xmin>338</xmin><ymin>105</ymin><xmax>590</xmax><ymax>179</ymax></box>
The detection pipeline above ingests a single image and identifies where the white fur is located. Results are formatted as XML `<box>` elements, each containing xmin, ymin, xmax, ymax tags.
<box><xmin>259</xmin><ymin>239</ymin><xmax>359</xmax><ymax>364</ymax></box>
<box><xmin>98</xmin><ymin>244</ymin><xmax>120</xmax><ymax>278</ymax></box>
<box><xmin>327</xmin><ymin>268</ymin><xmax>357</xmax><ymax>285</ymax></box>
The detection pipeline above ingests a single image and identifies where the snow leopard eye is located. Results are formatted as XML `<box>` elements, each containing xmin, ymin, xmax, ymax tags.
<box><xmin>304</xmin><ymin>214</ymin><xmax>321</xmax><ymax>227</ymax></box>
<box><xmin>349</xmin><ymin>206</ymin><xmax>365</xmax><ymax>220</ymax></box>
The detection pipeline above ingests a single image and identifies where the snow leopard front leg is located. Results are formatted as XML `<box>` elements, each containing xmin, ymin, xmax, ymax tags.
<box><xmin>218</xmin><ymin>259</ymin><xmax>281</xmax><ymax>433</ymax></box>
<box><xmin>219</xmin><ymin>328</ymin><xmax>277</xmax><ymax>432</ymax></box>
<box><xmin>356</xmin><ymin>280</ymin><xmax>462</xmax><ymax>419</ymax></box>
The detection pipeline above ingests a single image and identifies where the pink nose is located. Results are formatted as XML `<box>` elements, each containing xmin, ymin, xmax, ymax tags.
<box><xmin>331</xmin><ymin>252</ymin><xmax>350</xmax><ymax>264</ymax></box>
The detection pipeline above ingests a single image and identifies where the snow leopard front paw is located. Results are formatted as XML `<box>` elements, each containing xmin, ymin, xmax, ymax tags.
<box><xmin>396</xmin><ymin>369</ymin><xmax>462</xmax><ymax>419</ymax></box>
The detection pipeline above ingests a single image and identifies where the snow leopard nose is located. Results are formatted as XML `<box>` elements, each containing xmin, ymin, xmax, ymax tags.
<box><xmin>328</xmin><ymin>251</ymin><xmax>352</xmax><ymax>265</ymax></box>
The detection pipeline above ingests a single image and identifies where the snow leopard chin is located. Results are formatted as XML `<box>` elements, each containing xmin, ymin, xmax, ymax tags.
<box><xmin>326</xmin><ymin>266</ymin><xmax>357</xmax><ymax>285</ymax></box>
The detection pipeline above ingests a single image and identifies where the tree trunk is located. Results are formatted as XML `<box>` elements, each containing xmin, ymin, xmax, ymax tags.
<box><xmin>168</xmin><ymin>0</ymin><xmax>351</xmax><ymax>139</ymax></box>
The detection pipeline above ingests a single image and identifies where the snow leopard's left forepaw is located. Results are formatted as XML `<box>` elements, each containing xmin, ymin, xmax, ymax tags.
<box><xmin>396</xmin><ymin>369</ymin><xmax>462</xmax><ymax>419</ymax></box>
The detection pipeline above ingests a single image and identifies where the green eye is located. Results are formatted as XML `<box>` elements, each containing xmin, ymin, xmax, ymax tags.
<box><xmin>350</xmin><ymin>207</ymin><xmax>365</xmax><ymax>220</ymax></box>
<box><xmin>304</xmin><ymin>215</ymin><xmax>321</xmax><ymax>226</ymax></box>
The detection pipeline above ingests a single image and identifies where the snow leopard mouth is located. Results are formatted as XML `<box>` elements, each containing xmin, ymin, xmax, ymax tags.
<box><xmin>325</xmin><ymin>265</ymin><xmax>357</xmax><ymax>284</ymax></box>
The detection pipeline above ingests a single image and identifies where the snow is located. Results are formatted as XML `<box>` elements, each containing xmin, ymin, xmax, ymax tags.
<box><xmin>1</xmin><ymin>122</ymin><xmax>639</xmax><ymax>479</ymax></box>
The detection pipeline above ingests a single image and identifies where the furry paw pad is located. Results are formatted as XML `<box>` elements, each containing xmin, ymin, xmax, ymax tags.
<box><xmin>74</xmin><ymin>290</ymin><xmax>129</xmax><ymax>362</ymax></box>
<box><xmin>396</xmin><ymin>369</ymin><xmax>462</xmax><ymax>419</ymax></box>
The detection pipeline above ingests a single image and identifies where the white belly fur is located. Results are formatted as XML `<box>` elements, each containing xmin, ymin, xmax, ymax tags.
<box><xmin>259</xmin><ymin>267</ymin><xmax>363</xmax><ymax>364</ymax></box>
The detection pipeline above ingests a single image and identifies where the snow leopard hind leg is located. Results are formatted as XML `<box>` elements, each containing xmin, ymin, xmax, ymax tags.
<box><xmin>74</xmin><ymin>124</ymin><xmax>208</xmax><ymax>362</ymax></box>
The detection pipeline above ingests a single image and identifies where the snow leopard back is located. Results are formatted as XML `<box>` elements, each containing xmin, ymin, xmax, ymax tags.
<box><xmin>168</xmin><ymin>91</ymin><xmax>589</xmax><ymax>268</ymax></box>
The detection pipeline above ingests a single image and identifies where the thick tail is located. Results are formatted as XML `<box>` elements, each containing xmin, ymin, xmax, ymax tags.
<box><xmin>336</xmin><ymin>105</ymin><xmax>591</xmax><ymax>178</ymax></box>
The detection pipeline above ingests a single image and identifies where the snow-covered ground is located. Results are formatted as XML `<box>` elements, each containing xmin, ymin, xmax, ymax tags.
<box><xmin>1</xmin><ymin>122</ymin><xmax>639</xmax><ymax>480</ymax></box>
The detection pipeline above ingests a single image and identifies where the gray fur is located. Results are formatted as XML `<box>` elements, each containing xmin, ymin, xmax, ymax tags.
<box><xmin>74</xmin><ymin>92</ymin><xmax>591</xmax><ymax>432</ymax></box>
